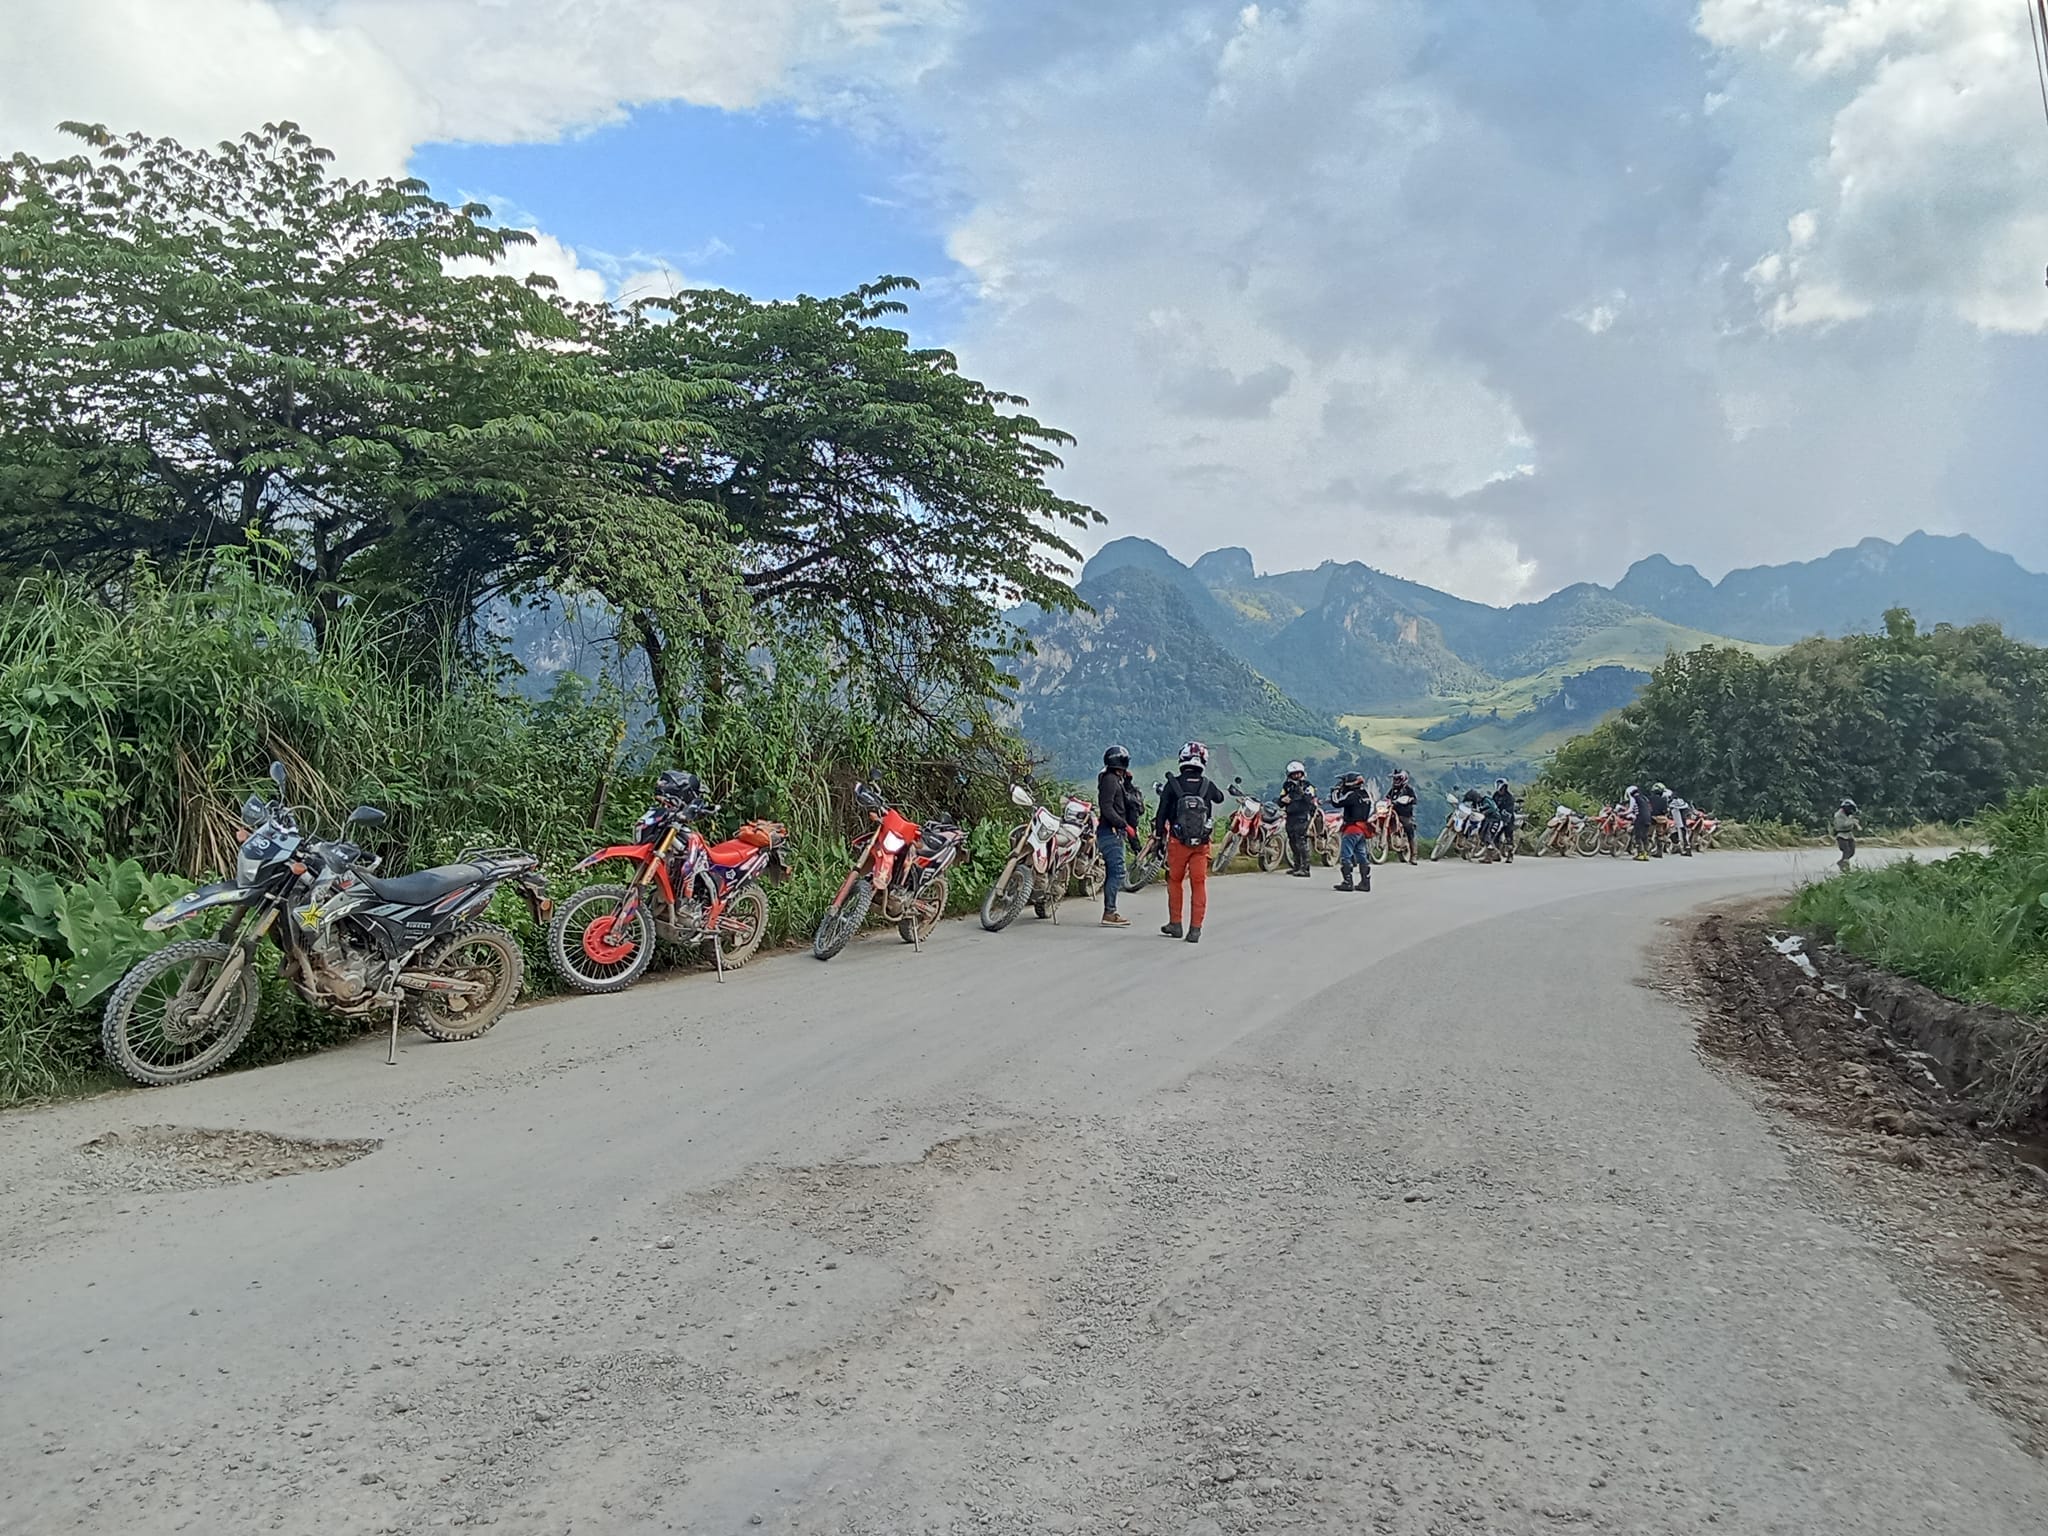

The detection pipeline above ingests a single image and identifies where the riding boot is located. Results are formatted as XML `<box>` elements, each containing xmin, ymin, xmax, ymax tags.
<box><xmin>1334</xmin><ymin>862</ymin><xmax>1354</xmax><ymax>892</ymax></box>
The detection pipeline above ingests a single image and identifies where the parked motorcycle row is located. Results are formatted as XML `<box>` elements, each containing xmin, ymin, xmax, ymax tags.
<box><xmin>100</xmin><ymin>763</ymin><xmax>1735</xmax><ymax>1088</ymax></box>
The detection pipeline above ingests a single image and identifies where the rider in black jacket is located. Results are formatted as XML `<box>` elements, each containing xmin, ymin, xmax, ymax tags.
<box><xmin>1388</xmin><ymin>770</ymin><xmax>1421</xmax><ymax>864</ymax></box>
<box><xmin>1489</xmin><ymin>778</ymin><xmax>1518</xmax><ymax>862</ymax></box>
<box><xmin>1278</xmin><ymin>761</ymin><xmax>1318</xmax><ymax>877</ymax></box>
<box><xmin>1095</xmin><ymin>747</ymin><xmax>1137</xmax><ymax>927</ymax></box>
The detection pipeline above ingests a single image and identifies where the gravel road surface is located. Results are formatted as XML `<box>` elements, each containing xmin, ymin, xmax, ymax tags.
<box><xmin>4</xmin><ymin>848</ymin><xmax>2042</xmax><ymax>1535</ymax></box>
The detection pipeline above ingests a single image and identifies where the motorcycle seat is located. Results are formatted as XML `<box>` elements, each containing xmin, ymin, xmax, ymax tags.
<box><xmin>358</xmin><ymin>864</ymin><xmax>488</xmax><ymax>905</ymax></box>
<box><xmin>706</xmin><ymin>839</ymin><xmax>759</xmax><ymax>868</ymax></box>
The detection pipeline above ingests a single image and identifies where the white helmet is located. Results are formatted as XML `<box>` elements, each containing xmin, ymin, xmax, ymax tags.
<box><xmin>1286</xmin><ymin>760</ymin><xmax>1306</xmax><ymax>777</ymax></box>
<box><xmin>1179</xmin><ymin>740</ymin><xmax>1209</xmax><ymax>768</ymax></box>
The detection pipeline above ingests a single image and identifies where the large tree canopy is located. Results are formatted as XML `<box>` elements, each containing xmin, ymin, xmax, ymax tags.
<box><xmin>0</xmin><ymin>122</ymin><xmax>1094</xmax><ymax>727</ymax></box>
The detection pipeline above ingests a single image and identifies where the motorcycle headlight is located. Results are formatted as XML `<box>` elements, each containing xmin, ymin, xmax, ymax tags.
<box><xmin>881</xmin><ymin>830</ymin><xmax>908</xmax><ymax>853</ymax></box>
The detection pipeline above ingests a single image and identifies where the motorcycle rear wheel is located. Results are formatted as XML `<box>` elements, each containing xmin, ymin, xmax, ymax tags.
<box><xmin>101</xmin><ymin>938</ymin><xmax>261</xmax><ymax>1087</ymax></box>
<box><xmin>980</xmin><ymin>858</ymin><xmax>1032</xmax><ymax>932</ymax></box>
<box><xmin>547</xmin><ymin>883</ymin><xmax>657</xmax><ymax>994</ymax></box>
<box><xmin>1071</xmin><ymin>844</ymin><xmax>1106</xmax><ymax>899</ymax></box>
<box><xmin>406</xmin><ymin>923</ymin><xmax>524</xmax><ymax>1042</ymax></box>
<box><xmin>713</xmin><ymin>885</ymin><xmax>770</xmax><ymax>967</ymax></box>
<box><xmin>812</xmin><ymin>878</ymin><xmax>875</xmax><ymax>961</ymax></box>
<box><xmin>900</xmin><ymin>875</ymin><xmax>950</xmax><ymax>944</ymax></box>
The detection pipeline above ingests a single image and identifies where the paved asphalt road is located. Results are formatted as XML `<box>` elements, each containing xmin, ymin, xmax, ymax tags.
<box><xmin>3</xmin><ymin>847</ymin><xmax>2042</xmax><ymax>1535</ymax></box>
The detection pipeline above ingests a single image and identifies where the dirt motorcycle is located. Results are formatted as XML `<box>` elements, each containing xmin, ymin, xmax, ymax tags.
<box><xmin>1061</xmin><ymin>794</ymin><xmax>1108</xmax><ymax>898</ymax></box>
<box><xmin>547</xmin><ymin>789</ymin><xmax>789</xmax><ymax>994</ymax></box>
<box><xmin>1372</xmin><ymin>785</ymin><xmax>1421</xmax><ymax>864</ymax></box>
<box><xmin>1688</xmin><ymin>810</ymin><xmax>1722</xmax><ymax>850</ymax></box>
<box><xmin>1430</xmin><ymin>794</ymin><xmax>1491</xmax><ymax>862</ymax></box>
<box><xmin>1211</xmin><ymin>780</ymin><xmax>1283</xmax><ymax>873</ymax></box>
<box><xmin>1581</xmin><ymin>803</ymin><xmax>1634</xmax><ymax>857</ymax></box>
<box><xmin>1123</xmin><ymin>781</ymin><xmax>1167</xmax><ymax>893</ymax></box>
<box><xmin>102</xmin><ymin>762</ymin><xmax>548</xmax><ymax>1085</ymax></box>
<box><xmin>980</xmin><ymin>785</ymin><xmax>1089</xmax><ymax>930</ymax></box>
<box><xmin>812</xmin><ymin>779</ymin><xmax>966</xmax><ymax>960</ymax></box>
<box><xmin>1528</xmin><ymin>803</ymin><xmax>1589</xmax><ymax>857</ymax></box>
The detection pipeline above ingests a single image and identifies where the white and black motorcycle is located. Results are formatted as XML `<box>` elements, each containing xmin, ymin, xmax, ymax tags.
<box><xmin>1528</xmin><ymin>803</ymin><xmax>1589</xmax><ymax>857</ymax></box>
<box><xmin>1430</xmin><ymin>794</ymin><xmax>1491</xmax><ymax>862</ymax></box>
<box><xmin>979</xmin><ymin>784</ymin><xmax>1088</xmax><ymax>930</ymax></box>
<box><xmin>101</xmin><ymin>762</ymin><xmax>550</xmax><ymax>1085</ymax></box>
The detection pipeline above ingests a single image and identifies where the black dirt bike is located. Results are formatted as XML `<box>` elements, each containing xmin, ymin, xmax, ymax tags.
<box><xmin>101</xmin><ymin>762</ymin><xmax>550</xmax><ymax>1085</ymax></box>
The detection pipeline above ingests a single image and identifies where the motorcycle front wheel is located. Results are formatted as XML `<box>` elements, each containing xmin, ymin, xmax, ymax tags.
<box><xmin>1255</xmin><ymin>836</ymin><xmax>1284</xmax><ymax>873</ymax></box>
<box><xmin>980</xmin><ymin>857</ymin><xmax>1032</xmax><ymax>932</ymax></box>
<box><xmin>812</xmin><ymin>878</ymin><xmax>875</xmax><ymax>961</ymax></box>
<box><xmin>1368</xmin><ymin>831</ymin><xmax>1391</xmax><ymax>865</ymax></box>
<box><xmin>1430</xmin><ymin>825</ymin><xmax>1455</xmax><ymax>861</ymax></box>
<box><xmin>406</xmin><ymin>923</ymin><xmax>524</xmax><ymax>1042</ymax></box>
<box><xmin>1124</xmin><ymin>847</ymin><xmax>1164</xmax><ymax>893</ymax></box>
<box><xmin>101</xmin><ymin>938</ymin><xmax>261</xmax><ymax>1087</ymax></box>
<box><xmin>1210</xmin><ymin>834</ymin><xmax>1241</xmax><ymax>875</ymax></box>
<box><xmin>547</xmin><ymin>883</ymin><xmax>657</xmax><ymax>994</ymax></box>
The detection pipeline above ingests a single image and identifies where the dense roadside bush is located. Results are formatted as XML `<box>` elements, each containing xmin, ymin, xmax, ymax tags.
<box><xmin>1547</xmin><ymin>611</ymin><xmax>2048</xmax><ymax>828</ymax></box>
<box><xmin>1787</xmin><ymin>788</ymin><xmax>2048</xmax><ymax>1019</ymax></box>
<box><xmin>0</xmin><ymin>556</ymin><xmax>1031</xmax><ymax>1103</ymax></box>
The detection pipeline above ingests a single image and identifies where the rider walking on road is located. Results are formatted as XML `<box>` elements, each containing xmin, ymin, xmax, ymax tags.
<box><xmin>1279</xmin><ymin>761</ymin><xmax>1318</xmax><ymax>878</ymax></box>
<box><xmin>1627</xmin><ymin>784</ymin><xmax>1653</xmax><ymax>861</ymax></box>
<box><xmin>1096</xmin><ymin>745</ymin><xmax>1139</xmax><ymax>928</ymax></box>
<box><xmin>1834</xmin><ymin>799</ymin><xmax>1862</xmax><ymax>872</ymax></box>
<box><xmin>1157</xmin><ymin>742</ymin><xmax>1227</xmax><ymax>944</ymax></box>
<box><xmin>1331</xmin><ymin>773</ymin><xmax>1374</xmax><ymax>893</ymax></box>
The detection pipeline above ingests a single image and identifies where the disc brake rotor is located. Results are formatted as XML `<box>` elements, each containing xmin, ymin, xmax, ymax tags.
<box><xmin>160</xmin><ymin>995</ymin><xmax>214</xmax><ymax>1047</ymax></box>
<box><xmin>582</xmin><ymin>915</ymin><xmax>638</xmax><ymax>966</ymax></box>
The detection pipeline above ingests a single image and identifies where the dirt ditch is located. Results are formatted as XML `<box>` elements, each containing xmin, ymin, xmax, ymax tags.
<box><xmin>1679</xmin><ymin>904</ymin><xmax>2048</xmax><ymax>1453</ymax></box>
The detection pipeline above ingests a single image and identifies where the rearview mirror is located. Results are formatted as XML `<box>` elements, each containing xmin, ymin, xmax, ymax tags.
<box><xmin>269</xmin><ymin>760</ymin><xmax>288</xmax><ymax>792</ymax></box>
<box><xmin>348</xmin><ymin>805</ymin><xmax>387</xmax><ymax>826</ymax></box>
<box><xmin>1010</xmin><ymin>784</ymin><xmax>1034</xmax><ymax>809</ymax></box>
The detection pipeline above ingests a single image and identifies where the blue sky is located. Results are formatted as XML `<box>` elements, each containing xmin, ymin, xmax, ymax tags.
<box><xmin>412</xmin><ymin>104</ymin><xmax>967</xmax><ymax>323</ymax></box>
<box><xmin>15</xmin><ymin>0</ymin><xmax>2048</xmax><ymax>602</ymax></box>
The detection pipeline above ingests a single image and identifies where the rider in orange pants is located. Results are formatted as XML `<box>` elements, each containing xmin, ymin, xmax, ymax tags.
<box><xmin>1165</xmin><ymin>838</ymin><xmax>1209</xmax><ymax>932</ymax></box>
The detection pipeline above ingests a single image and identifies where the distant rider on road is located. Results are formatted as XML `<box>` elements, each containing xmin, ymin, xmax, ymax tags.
<box><xmin>1278</xmin><ymin>761</ymin><xmax>1318</xmax><ymax>878</ymax></box>
<box><xmin>1156</xmin><ymin>742</ymin><xmax>1227</xmax><ymax>945</ymax></box>
<box><xmin>1388</xmin><ymin>770</ymin><xmax>1421</xmax><ymax>864</ymax></box>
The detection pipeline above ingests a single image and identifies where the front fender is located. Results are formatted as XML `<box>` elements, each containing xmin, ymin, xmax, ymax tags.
<box><xmin>573</xmin><ymin>843</ymin><xmax>657</xmax><ymax>872</ymax></box>
<box><xmin>143</xmin><ymin>882</ymin><xmax>250</xmax><ymax>932</ymax></box>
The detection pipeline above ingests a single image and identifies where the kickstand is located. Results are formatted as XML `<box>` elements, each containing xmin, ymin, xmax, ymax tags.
<box><xmin>712</xmin><ymin>930</ymin><xmax>726</xmax><ymax>982</ymax></box>
<box><xmin>386</xmin><ymin>994</ymin><xmax>402</xmax><ymax>1067</ymax></box>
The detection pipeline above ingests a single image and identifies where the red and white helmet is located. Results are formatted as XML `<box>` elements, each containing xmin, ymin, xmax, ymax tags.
<box><xmin>1178</xmin><ymin>740</ymin><xmax>1209</xmax><ymax>768</ymax></box>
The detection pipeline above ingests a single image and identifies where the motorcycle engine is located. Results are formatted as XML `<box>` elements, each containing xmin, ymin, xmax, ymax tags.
<box><xmin>296</xmin><ymin>909</ymin><xmax>381</xmax><ymax>1002</ymax></box>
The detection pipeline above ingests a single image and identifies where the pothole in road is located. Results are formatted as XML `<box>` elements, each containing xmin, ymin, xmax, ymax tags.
<box><xmin>72</xmin><ymin>1125</ymin><xmax>380</xmax><ymax>1192</ymax></box>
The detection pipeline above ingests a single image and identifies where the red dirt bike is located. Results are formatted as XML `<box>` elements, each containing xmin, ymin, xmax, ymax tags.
<box><xmin>1210</xmin><ymin>780</ymin><xmax>1284</xmax><ymax>873</ymax></box>
<box><xmin>1582</xmin><ymin>803</ymin><xmax>1634</xmax><ymax>856</ymax></box>
<box><xmin>548</xmin><ymin>786</ymin><xmax>790</xmax><ymax>994</ymax></box>
<box><xmin>1688</xmin><ymin>810</ymin><xmax>1722</xmax><ymax>850</ymax></box>
<box><xmin>812</xmin><ymin>779</ymin><xmax>966</xmax><ymax>961</ymax></box>
<box><xmin>1528</xmin><ymin>803</ymin><xmax>1590</xmax><ymax>857</ymax></box>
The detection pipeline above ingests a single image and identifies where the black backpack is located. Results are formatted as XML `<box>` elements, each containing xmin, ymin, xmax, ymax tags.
<box><xmin>1171</xmin><ymin>775</ymin><xmax>1216</xmax><ymax>846</ymax></box>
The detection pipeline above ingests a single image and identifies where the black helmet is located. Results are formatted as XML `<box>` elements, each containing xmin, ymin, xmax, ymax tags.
<box><xmin>1391</xmin><ymin>768</ymin><xmax>1409</xmax><ymax>783</ymax></box>
<box><xmin>656</xmin><ymin>769</ymin><xmax>703</xmax><ymax>804</ymax></box>
<box><xmin>1103</xmin><ymin>744</ymin><xmax>1131</xmax><ymax>770</ymax></box>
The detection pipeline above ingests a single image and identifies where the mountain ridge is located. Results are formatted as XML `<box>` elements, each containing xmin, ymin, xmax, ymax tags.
<box><xmin>1015</xmin><ymin>530</ymin><xmax>2047</xmax><ymax>788</ymax></box>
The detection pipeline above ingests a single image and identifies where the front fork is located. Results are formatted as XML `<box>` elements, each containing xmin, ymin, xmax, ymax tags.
<box><xmin>195</xmin><ymin>907</ymin><xmax>277</xmax><ymax>1022</ymax></box>
<box><xmin>609</xmin><ymin>827</ymin><xmax>678</xmax><ymax>939</ymax></box>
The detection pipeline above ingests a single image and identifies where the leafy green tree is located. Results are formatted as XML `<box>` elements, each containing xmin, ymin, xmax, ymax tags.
<box><xmin>1546</xmin><ymin>617</ymin><xmax>2048</xmax><ymax>825</ymax></box>
<box><xmin>0</xmin><ymin>121</ymin><xmax>743</xmax><ymax>673</ymax></box>
<box><xmin>590</xmin><ymin>279</ymin><xmax>1098</xmax><ymax>716</ymax></box>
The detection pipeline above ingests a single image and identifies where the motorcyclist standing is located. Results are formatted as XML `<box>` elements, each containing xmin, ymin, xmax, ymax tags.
<box><xmin>1156</xmin><ymin>742</ymin><xmax>1227</xmax><ymax>944</ymax></box>
<box><xmin>1388</xmin><ymin>770</ymin><xmax>1421</xmax><ymax>864</ymax></box>
<box><xmin>1647</xmin><ymin>782</ymin><xmax>1673</xmax><ymax>854</ymax></box>
<box><xmin>1096</xmin><ymin>745</ymin><xmax>1139</xmax><ymax>928</ymax></box>
<box><xmin>1331</xmin><ymin>772</ymin><xmax>1374</xmax><ymax>893</ymax></box>
<box><xmin>1666</xmin><ymin>789</ymin><xmax>1694</xmax><ymax>856</ymax></box>
<box><xmin>1627</xmin><ymin>784</ymin><xmax>1653</xmax><ymax>861</ymax></box>
<box><xmin>1490</xmin><ymin>778</ymin><xmax>1519</xmax><ymax>862</ymax></box>
<box><xmin>1278</xmin><ymin>761</ymin><xmax>1318</xmax><ymax>878</ymax></box>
